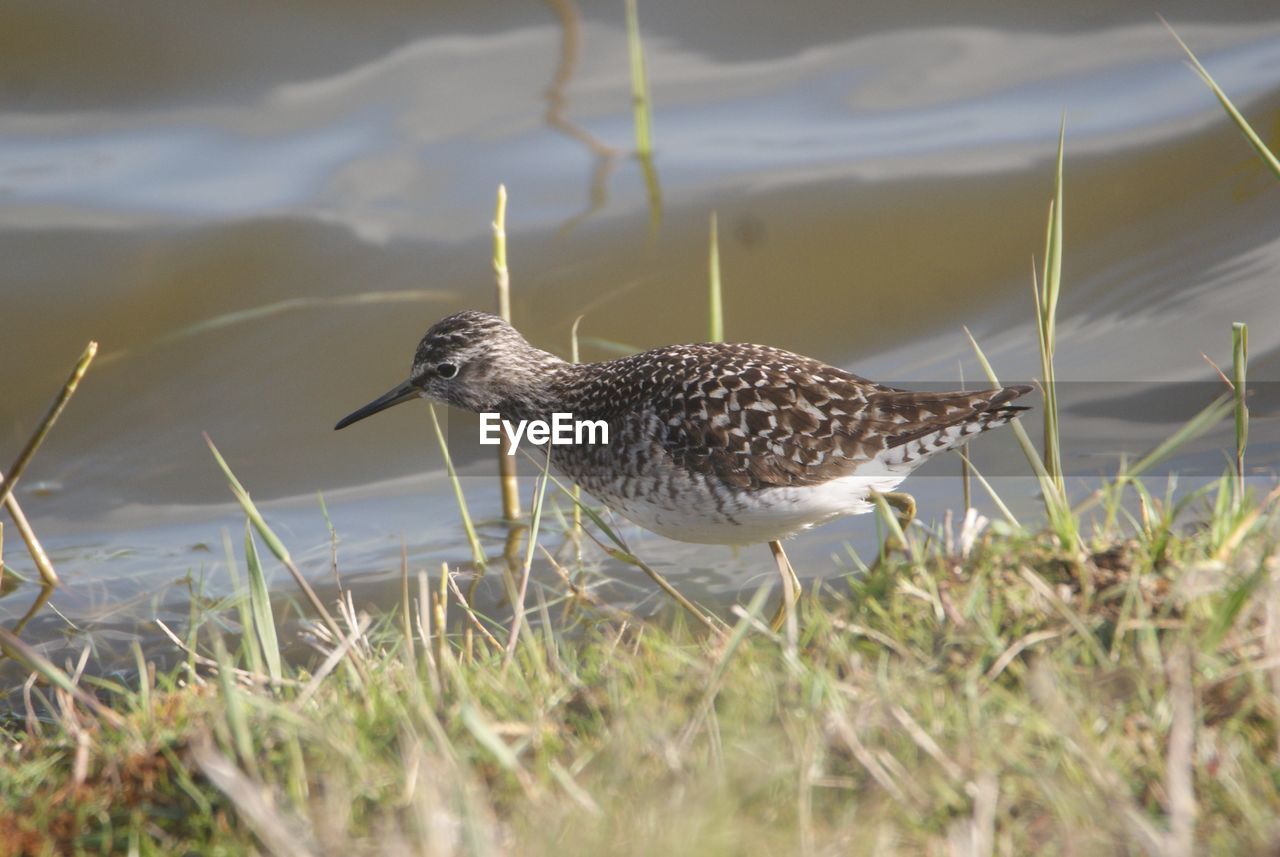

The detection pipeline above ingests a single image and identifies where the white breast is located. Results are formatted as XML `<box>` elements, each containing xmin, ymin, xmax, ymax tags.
<box><xmin>598</xmin><ymin>471</ymin><xmax>907</xmax><ymax>546</ymax></box>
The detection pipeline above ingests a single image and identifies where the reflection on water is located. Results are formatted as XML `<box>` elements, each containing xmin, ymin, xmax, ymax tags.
<box><xmin>544</xmin><ymin>0</ymin><xmax>623</xmax><ymax>232</ymax></box>
<box><xmin>3</xmin><ymin>3</ymin><xmax>1280</xmax><ymax>670</ymax></box>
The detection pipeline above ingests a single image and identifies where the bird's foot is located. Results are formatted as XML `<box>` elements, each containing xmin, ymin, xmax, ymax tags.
<box><xmin>767</xmin><ymin>540</ymin><xmax>802</xmax><ymax>632</ymax></box>
<box><xmin>871</xmin><ymin>490</ymin><xmax>916</xmax><ymax>564</ymax></box>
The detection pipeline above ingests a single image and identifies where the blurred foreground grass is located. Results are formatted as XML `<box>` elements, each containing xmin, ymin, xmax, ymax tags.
<box><xmin>2</xmin><ymin>473</ymin><xmax>1279</xmax><ymax>855</ymax></box>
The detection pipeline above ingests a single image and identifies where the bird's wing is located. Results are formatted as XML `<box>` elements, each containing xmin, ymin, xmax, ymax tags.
<box><xmin>650</xmin><ymin>344</ymin><xmax>1029</xmax><ymax>490</ymax></box>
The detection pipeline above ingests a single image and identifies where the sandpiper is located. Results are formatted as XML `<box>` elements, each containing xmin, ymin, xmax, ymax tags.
<box><xmin>336</xmin><ymin>311</ymin><xmax>1030</xmax><ymax>624</ymax></box>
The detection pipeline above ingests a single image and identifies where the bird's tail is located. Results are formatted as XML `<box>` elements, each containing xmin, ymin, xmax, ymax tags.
<box><xmin>875</xmin><ymin>384</ymin><xmax>1033</xmax><ymax>470</ymax></box>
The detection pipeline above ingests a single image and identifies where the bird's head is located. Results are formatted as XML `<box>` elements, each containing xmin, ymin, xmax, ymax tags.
<box><xmin>335</xmin><ymin>310</ymin><xmax>564</xmax><ymax>430</ymax></box>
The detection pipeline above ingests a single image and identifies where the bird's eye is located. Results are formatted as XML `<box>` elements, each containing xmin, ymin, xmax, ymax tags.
<box><xmin>436</xmin><ymin>362</ymin><xmax>458</xmax><ymax>379</ymax></box>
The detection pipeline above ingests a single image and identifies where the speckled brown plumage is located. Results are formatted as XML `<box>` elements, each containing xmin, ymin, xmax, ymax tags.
<box><xmin>337</xmin><ymin>311</ymin><xmax>1031</xmax><ymax>545</ymax></box>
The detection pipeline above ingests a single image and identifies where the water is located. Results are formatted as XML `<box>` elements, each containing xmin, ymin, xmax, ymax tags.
<box><xmin>3</xmin><ymin>2</ymin><xmax>1279</xmax><ymax>668</ymax></box>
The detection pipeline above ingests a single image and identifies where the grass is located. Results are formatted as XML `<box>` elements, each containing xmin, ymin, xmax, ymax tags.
<box><xmin>3</xmin><ymin>18</ymin><xmax>1279</xmax><ymax>856</ymax></box>
<box><xmin>708</xmin><ymin>211</ymin><xmax>723</xmax><ymax>342</ymax></box>
<box><xmin>3</xmin><ymin>476</ymin><xmax>1280</xmax><ymax>855</ymax></box>
<box><xmin>625</xmin><ymin>0</ymin><xmax>662</xmax><ymax>231</ymax></box>
<box><xmin>0</xmin><ymin>340</ymin><xmax>97</xmax><ymax>587</ymax></box>
<box><xmin>1163</xmin><ymin>16</ymin><xmax>1280</xmax><ymax>181</ymax></box>
<box><xmin>1233</xmin><ymin>322</ymin><xmax>1249</xmax><ymax>506</ymax></box>
<box><xmin>2</xmin><ymin>300</ymin><xmax>1275</xmax><ymax>854</ymax></box>
<box><xmin>1035</xmin><ymin>119</ymin><xmax>1066</xmax><ymax>499</ymax></box>
<box><xmin>493</xmin><ymin>184</ymin><xmax>522</xmax><ymax>523</ymax></box>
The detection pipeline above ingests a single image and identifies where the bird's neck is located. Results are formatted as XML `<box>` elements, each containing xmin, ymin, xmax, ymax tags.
<box><xmin>490</xmin><ymin>351</ymin><xmax>575</xmax><ymax>422</ymax></box>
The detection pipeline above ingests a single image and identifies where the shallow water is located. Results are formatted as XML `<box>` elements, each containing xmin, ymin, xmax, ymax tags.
<box><xmin>3</xmin><ymin>2</ymin><xmax>1280</xmax><ymax>668</ymax></box>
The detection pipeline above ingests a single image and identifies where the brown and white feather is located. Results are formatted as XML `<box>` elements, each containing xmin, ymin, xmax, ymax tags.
<box><xmin>371</xmin><ymin>312</ymin><xmax>1032</xmax><ymax>544</ymax></box>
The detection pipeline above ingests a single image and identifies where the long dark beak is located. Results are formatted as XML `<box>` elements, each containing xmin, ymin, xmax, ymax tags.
<box><xmin>334</xmin><ymin>379</ymin><xmax>420</xmax><ymax>430</ymax></box>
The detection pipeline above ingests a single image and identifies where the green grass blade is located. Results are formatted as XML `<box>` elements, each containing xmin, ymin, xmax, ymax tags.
<box><xmin>624</xmin><ymin>0</ymin><xmax>653</xmax><ymax>156</ymax></box>
<box><xmin>213</xmin><ymin>635</ymin><xmax>259</xmax><ymax>780</ymax></box>
<box><xmin>504</xmin><ymin>446</ymin><xmax>555</xmax><ymax>666</ymax></box>
<box><xmin>0</xmin><ymin>340</ymin><xmax>96</xmax><ymax>509</ymax></box>
<box><xmin>956</xmin><ymin>451</ymin><xmax>1020</xmax><ymax>528</ymax></box>
<box><xmin>222</xmin><ymin>527</ymin><xmax>264</xmax><ymax>678</ymax></box>
<box><xmin>625</xmin><ymin>0</ymin><xmax>662</xmax><ymax>230</ymax></box>
<box><xmin>963</xmin><ymin>327</ymin><xmax>1076</xmax><ymax>545</ymax></box>
<box><xmin>245</xmin><ymin>520</ymin><xmax>283</xmax><ymax>684</ymax></box>
<box><xmin>493</xmin><ymin>183</ymin><xmax>521</xmax><ymax>523</ymax></box>
<box><xmin>461</xmin><ymin>703</ymin><xmax>522</xmax><ymax>772</ymax></box>
<box><xmin>1233</xmin><ymin>322</ymin><xmax>1249</xmax><ymax>503</ymax></box>
<box><xmin>1039</xmin><ymin>121</ymin><xmax>1065</xmax><ymax>494</ymax></box>
<box><xmin>1164</xmin><ymin>17</ymin><xmax>1280</xmax><ymax>180</ymax></box>
<box><xmin>963</xmin><ymin>328</ymin><xmax>1049</xmax><ymax>485</ymax></box>
<box><xmin>570</xmin><ymin>316</ymin><xmax>585</xmax><ymax>539</ymax></box>
<box><xmin>131</xmin><ymin>640</ymin><xmax>150</xmax><ymax>723</ymax></box>
<box><xmin>493</xmin><ymin>184</ymin><xmax>510</xmax><ymax>322</ymax></box>
<box><xmin>709</xmin><ymin>211</ymin><xmax>723</xmax><ymax>342</ymax></box>
<box><xmin>1123</xmin><ymin>394</ymin><xmax>1234</xmax><ymax>480</ymax></box>
<box><xmin>204</xmin><ymin>434</ymin><xmax>354</xmax><ymax>668</ymax></box>
<box><xmin>0</xmin><ymin>626</ymin><xmax>125</xmax><ymax>728</ymax></box>
<box><xmin>427</xmin><ymin>404</ymin><xmax>486</xmax><ymax>569</ymax></box>
<box><xmin>522</xmin><ymin>450</ymin><xmax>553</xmax><ymax>573</ymax></box>
<box><xmin>205</xmin><ymin>435</ymin><xmax>293</xmax><ymax>565</ymax></box>
<box><xmin>1205</xmin><ymin>560</ymin><xmax>1269</xmax><ymax>651</ymax></box>
<box><xmin>577</xmin><ymin>336</ymin><xmax>639</xmax><ymax>356</ymax></box>
<box><xmin>540</xmin><ymin>469</ymin><xmax>721</xmax><ymax>633</ymax></box>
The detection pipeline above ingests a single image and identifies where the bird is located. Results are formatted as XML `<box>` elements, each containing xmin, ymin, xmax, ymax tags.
<box><xmin>335</xmin><ymin>310</ymin><xmax>1031</xmax><ymax>626</ymax></box>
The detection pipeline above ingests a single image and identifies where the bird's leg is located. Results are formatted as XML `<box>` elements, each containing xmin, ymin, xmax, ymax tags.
<box><xmin>884</xmin><ymin>491</ymin><xmax>916</xmax><ymax>531</ymax></box>
<box><xmin>768</xmin><ymin>539</ymin><xmax>801</xmax><ymax>631</ymax></box>
<box><xmin>502</xmin><ymin>526</ymin><xmax>525</xmax><ymax>571</ymax></box>
<box><xmin>871</xmin><ymin>490</ymin><xmax>917</xmax><ymax>561</ymax></box>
